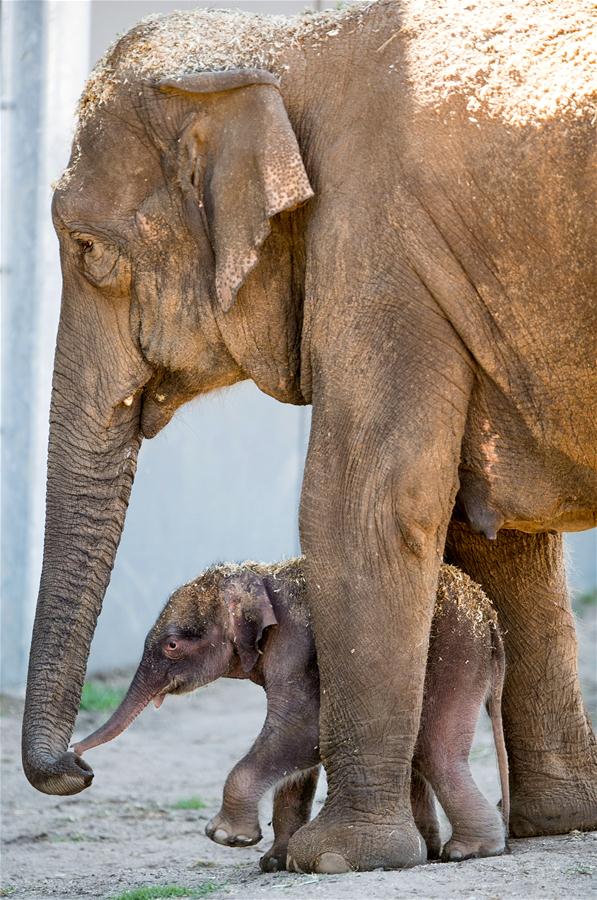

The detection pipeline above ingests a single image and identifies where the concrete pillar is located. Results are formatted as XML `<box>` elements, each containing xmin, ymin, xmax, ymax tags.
<box><xmin>1</xmin><ymin>1</ymin><xmax>91</xmax><ymax>692</ymax></box>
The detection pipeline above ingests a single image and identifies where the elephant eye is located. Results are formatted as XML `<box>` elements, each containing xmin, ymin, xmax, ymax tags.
<box><xmin>72</xmin><ymin>232</ymin><xmax>122</xmax><ymax>287</ymax></box>
<box><xmin>163</xmin><ymin>638</ymin><xmax>185</xmax><ymax>660</ymax></box>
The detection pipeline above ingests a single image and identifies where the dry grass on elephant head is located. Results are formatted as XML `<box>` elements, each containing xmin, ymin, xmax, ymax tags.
<box><xmin>76</xmin><ymin>3</ymin><xmax>371</xmax><ymax>127</ymax></box>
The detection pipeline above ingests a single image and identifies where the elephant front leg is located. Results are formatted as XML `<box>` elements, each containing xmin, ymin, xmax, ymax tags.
<box><xmin>260</xmin><ymin>767</ymin><xmax>320</xmax><ymax>872</ymax></box>
<box><xmin>446</xmin><ymin>523</ymin><xmax>597</xmax><ymax>837</ymax></box>
<box><xmin>289</xmin><ymin>376</ymin><xmax>470</xmax><ymax>872</ymax></box>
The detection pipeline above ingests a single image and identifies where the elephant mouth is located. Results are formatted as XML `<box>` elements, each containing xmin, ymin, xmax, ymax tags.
<box><xmin>140</xmin><ymin>394</ymin><xmax>177</xmax><ymax>439</ymax></box>
<box><xmin>152</xmin><ymin>676</ymin><xmax>188</xmax><ymax>706</ymax></box>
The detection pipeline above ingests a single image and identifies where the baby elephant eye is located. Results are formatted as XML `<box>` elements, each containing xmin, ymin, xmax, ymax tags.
<box><xmin>164</xmin><ymin>638</ymin><xmax>184</xmax><ymax>659</ymax></box>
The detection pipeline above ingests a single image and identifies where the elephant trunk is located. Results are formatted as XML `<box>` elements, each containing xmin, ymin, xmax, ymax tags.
<box><xmin>21</xmin><ymin>345</ymin><xmax>144</xmax><ymax>796</ymax></box>
<box><xmin>73</xmin><ymin>664</ymin><xmax>157</xmax><ymax>755</ymax></box>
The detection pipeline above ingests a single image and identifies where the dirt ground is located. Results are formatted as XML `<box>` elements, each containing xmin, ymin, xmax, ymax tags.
<box><xmin>2</xmin><ymin>604</ymin><xmax>596</xmax><ymax>900</ymax></box>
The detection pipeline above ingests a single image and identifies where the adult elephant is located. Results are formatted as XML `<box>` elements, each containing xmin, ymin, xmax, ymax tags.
<box><xmin>23</xmin><ymin>0</ymin><xmax>596</xmax><ymax>873</ymax></box>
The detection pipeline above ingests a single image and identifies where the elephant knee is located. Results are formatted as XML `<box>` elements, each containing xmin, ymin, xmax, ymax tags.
<box><xmin>382</xmin><ymin>465</ymin><xmax>453</xmax><ymax>561</ymax></box>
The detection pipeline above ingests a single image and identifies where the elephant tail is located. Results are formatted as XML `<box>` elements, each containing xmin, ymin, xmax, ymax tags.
<box><xmin>488</xmin><ymin>620</ymin><xmax>510</xmax><ymax>837</ymax></box>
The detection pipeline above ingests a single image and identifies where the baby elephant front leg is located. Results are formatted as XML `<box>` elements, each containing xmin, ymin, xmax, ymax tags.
<box><xmin>206</xmin><ymin>755</ymin><xmax>265</xmax><ymax>847</ymax></box>
<box><xmin>206</xmin><ymin>693</ymin><xmax>320</xmax><ymax>849</ymax></box>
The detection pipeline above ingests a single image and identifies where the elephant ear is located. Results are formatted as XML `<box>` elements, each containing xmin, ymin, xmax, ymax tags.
<box><xmin>223</xmin><ymin>570</ymin><xmax>278</xmax><ymax>673</ymax></box>
<box><xmin>160</xmin><ymin>69</ymin><xmax>314</xmax><ymax>312</ymax></box>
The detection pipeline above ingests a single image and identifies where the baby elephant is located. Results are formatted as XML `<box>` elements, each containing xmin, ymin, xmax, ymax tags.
<box><xmin>75</xmin><ymin>561</ymin><xmax>508</xmax><ymax>872</ymax></box>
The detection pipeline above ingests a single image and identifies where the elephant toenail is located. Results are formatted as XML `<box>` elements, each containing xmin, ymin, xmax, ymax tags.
<box><xmin>236</xmin><ymin>835</ymin><xmax>252</xmax><ymax>844</ymax></box>
<box><xmin>315</xmin><ymin>852</ymin><xmax>351</xmax><ymax>874</ymax></box>
<box><xmin>213</xmin><ymin>828</ymin><xmax>229</xmax><ymax>844</ymax></box>
<box><xmin>287</xmin><ymin>855</ymin><xmax>301</xmax><ymax>872</ymax></box>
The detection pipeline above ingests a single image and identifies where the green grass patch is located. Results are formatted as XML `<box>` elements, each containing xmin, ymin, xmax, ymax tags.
<box><xmin>51</xmin><ymin>832</ymin><xmax>87</xmax><ymax>843</ymax></box>
<box><xmin>80</xmin><ymin>681</ymin><xmax>126</xmax><ymax>712</ymax></box>
<box><xmin>574</xmin><ymin>588</ymin><xmax>597</xmax><ymax>610</ymax></box>
<box><xmin>565</xmin><ymin>864</ymin><xmax>594</xmax><ymax>876</ymax></box>
<box><xmin>110</xmin><ymin>886</ymin><xmax>218</xmax><ymax>900</ymax></box>
<box><xmin>171</xmin><ymin>796</ymin><xmax>208</xmax><ymax>810</ymax></box>
<box><xmin>0</xmin><ymin>888</ymin><xmax>16</xmax><ymax>897</ymax></box>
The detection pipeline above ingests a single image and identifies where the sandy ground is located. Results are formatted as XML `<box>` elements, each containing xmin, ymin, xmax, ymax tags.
<box><xmin>2</xmin><ymin>604</ymin><xmax>596</xmax><ymax>900</ymax></box>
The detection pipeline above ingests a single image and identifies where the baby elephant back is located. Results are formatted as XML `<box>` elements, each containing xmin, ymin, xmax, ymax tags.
<box><xmin>434</xmin><ymin>564</ymin><xmax>498</xmax><ymax>642</ymax></box>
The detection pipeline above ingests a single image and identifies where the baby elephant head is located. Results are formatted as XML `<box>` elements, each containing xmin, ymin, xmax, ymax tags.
<box><xmin>73</xmin><ymin>566</ymin><xmax>277</xmax><ymax>755</ymax></box>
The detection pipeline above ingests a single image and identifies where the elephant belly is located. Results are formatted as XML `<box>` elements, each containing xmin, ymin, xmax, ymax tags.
<box><xmin>455</xmin><ymin>388</ymin><xmax>597</xmax><ymax>537</ymax></box>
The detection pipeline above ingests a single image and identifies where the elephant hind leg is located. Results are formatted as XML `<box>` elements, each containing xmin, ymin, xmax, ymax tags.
<box><xmin>260</xmin><ymin>767</ymin><xmax>320</xmax><ymax>873</ymax></box>
<box><xmin>445</xmin><ymin>523</ymin><xmax>597</xmax><ymax>837</ymax></box>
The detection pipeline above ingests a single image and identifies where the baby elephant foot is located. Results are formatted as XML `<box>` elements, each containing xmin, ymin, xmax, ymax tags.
<box><xmin>287</xmin><ymin>814</ymin><xmax>426</xmax><ymax>873</ymax></box>
<box><xmin>420</xmin><ymin>828</ymin><xmax>442</xmax><ymax>861</ymax></box>
<box><xmin>259</xmin><ymin>843</ymin><xmax>289</xmax><ymax>873</ymax></box>
<box><xmin>205</xmin><ymin>811</ymin><xmax>262</xmax><ymax>848</ymax></box>
<box><xmin>441</xmin><ymin>827</ymin><xmax>506</xmax><ymax>862</ymax></box>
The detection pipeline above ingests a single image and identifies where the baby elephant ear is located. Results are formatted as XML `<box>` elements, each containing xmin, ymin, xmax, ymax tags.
<box><xmin>160</xmin><ymin>69</ymin><xmax>314</xmax><ymax>311</ymax></box>
<box><xmin>223</xmin><ymin>570</ymin><xmax>278</xmax><ymax>673</ymax></box>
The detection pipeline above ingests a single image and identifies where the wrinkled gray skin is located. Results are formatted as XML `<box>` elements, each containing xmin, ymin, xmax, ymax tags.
<box><xmin>74</xmin><ymin>561</ymin><xmax>509</xmax><ymax>872</ymax></box>
<box><xmin>23</xmin><ymin>0</ymin><xmax>597</xmax><ymax>874</ymax></box>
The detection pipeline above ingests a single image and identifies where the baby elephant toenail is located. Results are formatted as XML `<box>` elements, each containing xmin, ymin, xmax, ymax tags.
<box><xmin>213</xmin><ymin>828</ymin><xmax>229</xmax><ymax>844</ymax></box>
<box><xmin>315</xmin><ymin>852</ymin><xmax>351</xmax><ymax>874</ymax></box>
<box><xmin>287</xmin><ymin>855</ymin><xmax>301</xmax><ymax>872</ymax></box>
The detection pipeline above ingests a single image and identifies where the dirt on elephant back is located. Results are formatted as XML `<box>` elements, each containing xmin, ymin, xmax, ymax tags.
<box><xmin>402</xmin><ymin>0</ymin><xmax>597</xmax><ymax>126</ymax></box>
<box><xmin>1</xmin><ymin>601</ymin><xmax>596</xmax><ymax>900</ymax></box>
<box><xmin>434</xmin><ymin>564</ymin><xmax>497</xmax><ymax>636</ymax></box>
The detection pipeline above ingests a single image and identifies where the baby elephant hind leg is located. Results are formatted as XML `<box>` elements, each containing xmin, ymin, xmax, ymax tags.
<box><xmin>260</xmin><ymin>767</ymin><xmax>320</xmax><ymax>873</ymax></box>
<box><xmin>418</xmin><ymin>602</ymin><xmax>506</xmax><ymax>862</ymax></box>
<box><xmin>410</xmin><ymin>770</ymin><xmax>442</xmax><ymax>860</ymax></box>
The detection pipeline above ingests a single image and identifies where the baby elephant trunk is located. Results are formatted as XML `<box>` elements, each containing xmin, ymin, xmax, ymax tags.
<box><xmin>72</xmin><ymin>666</ymin><xmax>158</xmax><ymax>756</ymax></box>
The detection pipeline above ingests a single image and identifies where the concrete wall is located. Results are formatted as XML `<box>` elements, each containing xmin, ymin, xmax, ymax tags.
<box><xmin>2</xmin><ymin>0</ymin><xmax>93</xmax><ymax>691</ymax></box>
<box><xmin>1</xmin><ymin>1</ymin><xmax>595</xmax><ymax>692</ymax></box>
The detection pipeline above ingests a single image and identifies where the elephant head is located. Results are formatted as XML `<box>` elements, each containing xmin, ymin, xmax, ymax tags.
<box><xmin>72</xmin><ymin>567</ymin><xmax>278</xmax><ymax>755</ymax></box>
<box><xmin>23</xmin><ymin>66</ymin><xmax>312</xmax><ymax>795</ymax></box>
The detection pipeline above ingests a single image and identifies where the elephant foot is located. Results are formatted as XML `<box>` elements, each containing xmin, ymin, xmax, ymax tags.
<box><xmin>286</xmin><ymin>813</ymin><xmax>426</xmax><ymax>873</ymax></box>
<box><xmin>205</xmin><ymin>811</ymin><xmax>262</xmax><ymax>847</ymax></box>
<box><xmin>509</xmin><ymin>747</ymin><xmax>597</xmax><ymax>837</ymax></box>
<box><xmin>509</xmin><ymin>787</ymin><xmax>597</xmax><ymax>838</ymax></box>
<box><xmin>441</xmin><ymin>828</ymin><xmax>506</xmax><ymax>862</ymax></box>
<box><xmin>260</xmin><ymin>843</ymin><xmax>289</xmax><ymax>873</ymax></box>
<box><xmin>420</xmin><ymin>827</ymin><xmax>442</xmax><ymax>861</ymax></box>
